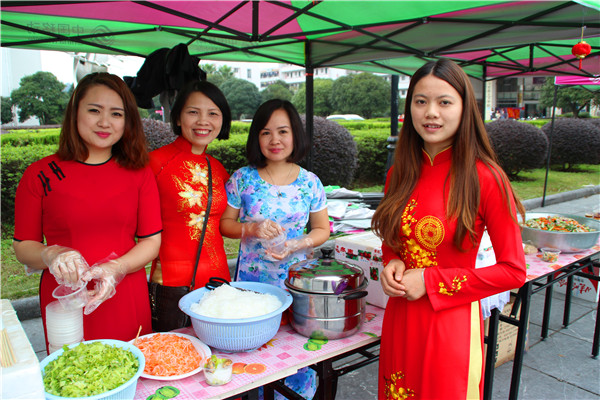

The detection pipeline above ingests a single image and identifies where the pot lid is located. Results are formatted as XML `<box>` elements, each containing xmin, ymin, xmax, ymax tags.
<box><xmin>286</xmin><ymin>253</ymin><xmax>364</xmax><ymax>294</ymax></box>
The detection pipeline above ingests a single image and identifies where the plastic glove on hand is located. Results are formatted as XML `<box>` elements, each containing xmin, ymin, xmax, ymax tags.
<box><xmin>242</xmin><ymin>220</ymin><xmax>284</xmax><ymax>240</ymax></box>
<box><xmin>267</xmin><ymin>237</ymin><xmax>314</xmax><ymax>261</ymax></box>
<box><xmin>41</xmin><ymin>245</ymin><xmax>89</xmax><ymax>288</ymax></box>
<box><xmin>82</xmin><ymin>259</ymin><xmax>128</xmax><ymax>315</ymax></box>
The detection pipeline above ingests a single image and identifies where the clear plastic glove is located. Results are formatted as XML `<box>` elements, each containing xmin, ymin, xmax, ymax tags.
<box><xmin>242</xmin><ymin>220</ymin><xmax>284</xmax><ymax>240</ymax></box>
<box><xmin>267</xmin><ymin>236</ymin><xmax>314</xmax><ymax>261</ymax></box>
<box><xmin>40</xmin><ymin>245</ymin><xmax>89</xmax><ymax>288</ymax></box>
<box><xmin>82</xmin><ymin>259</ymin><xmax>128</xmax><ymax>315</ymax></box>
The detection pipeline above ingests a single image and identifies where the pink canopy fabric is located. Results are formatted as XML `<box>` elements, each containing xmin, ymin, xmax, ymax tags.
<box><xmin>1</xmin><ymin>0</ymin><xmax>599</xmax><ymax>79</ymax></box>
<box><xmin>555</xmin><ymin>76</ymin><xmax>600</xmax><ymax>86</ymax></box>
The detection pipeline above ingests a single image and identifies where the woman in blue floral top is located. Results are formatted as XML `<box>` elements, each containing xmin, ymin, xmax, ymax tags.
<box><xmin>220</xmin><ymin>99</ymin><xmax>330</xmax><ymax>399</ymax></box>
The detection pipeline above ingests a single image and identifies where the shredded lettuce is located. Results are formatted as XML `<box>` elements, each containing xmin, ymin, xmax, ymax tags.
<box><xmin>43</xmin><ymin>341</ymin><xmax>139</xmax><ymax>397</ymax></box>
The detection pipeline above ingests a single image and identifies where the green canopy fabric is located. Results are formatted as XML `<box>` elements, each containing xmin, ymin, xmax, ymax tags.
<box><xmin>2</xmin><ymin>0</ymin><xmax>599</xmax><ymax>79</ymax></box>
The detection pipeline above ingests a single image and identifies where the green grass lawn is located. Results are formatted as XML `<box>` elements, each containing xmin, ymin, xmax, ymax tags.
<box><xmin>1</xmin><ymin>165</ymin><xmax>598</xmax><ymax>300</ymax></box>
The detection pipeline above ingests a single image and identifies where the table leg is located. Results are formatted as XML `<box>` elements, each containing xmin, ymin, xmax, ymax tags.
<box><xmin>563</xmin><ymin>273</ymin><xmax>574</xmax><ymax>327</ymax></box>
<box><xmin>541</xmin><ymin>275</ymin><xmax>553</xmax><ymax>339</ymax></box>
<box><xmin>483</xmin><ymin>307</ymin><xmax>500</xmax><ymax>400</ymax></box>
<box><xmin>313</xmin><ymin>360</ymin><xmax>336</xmax><ymax>400</ymax></box>
<box><xmin>509</xmin><ymin>282</ymin><xmax>533</xmax><ymax>400</ymax></box>
<box><xmin>593</xmin><ymin>297</ymin><xmax>600</xmax><ymax>358</ymax></box>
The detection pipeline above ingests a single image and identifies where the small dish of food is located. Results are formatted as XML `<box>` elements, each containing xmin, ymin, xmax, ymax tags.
<box><xmin>131</xmin><ymin>332</ymin><xmax>209</xmax><ymax>380</ymax></box>
<box><xmin>203</xmin><ymin>355</ymin><xmax>233</xmax><ymax>386</ymax></box>
<box><xmin>541</xmin><ymin>247</ymin><xmax>561</xmax><ymax>263</ymax></box>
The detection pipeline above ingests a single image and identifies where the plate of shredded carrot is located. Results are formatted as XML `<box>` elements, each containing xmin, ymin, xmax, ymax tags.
<box><xmin>131</xmin><ymin>332</ymin><xmax>210</xmax><ymax>380</ymax></box>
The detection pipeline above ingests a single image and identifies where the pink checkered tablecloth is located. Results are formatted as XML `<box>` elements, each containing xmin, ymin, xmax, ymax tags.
<box><xmin>524</xmin><ymin>242</ymin><xmax>600</xmax><ymax>282</ymax></box>
<box><xmin>134</xmin><ymin>305</ymin><xmax>384</xmax><ymax>400</ymax></box>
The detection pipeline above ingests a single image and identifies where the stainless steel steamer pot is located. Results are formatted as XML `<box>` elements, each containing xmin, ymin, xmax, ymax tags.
<box><xmin>285</xmin><ymin>251</ymin><xmax>368</xmax><ymax>340</ymax></box>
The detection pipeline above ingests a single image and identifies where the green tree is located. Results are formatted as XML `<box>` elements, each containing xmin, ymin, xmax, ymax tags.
<box><xmin>292</xmin><ymin>79</ymin><xmax>334</xmax><ymax>117</ymax></box>
<box><xmin>206</xmin><ymin>64</ymin><xmax>236</xmax><ymax>87</ymax></box>
<box><xmin>1</xmin><ymin>97</ymin><xmax>13</xmax><ymax>124</ymax></box>
<box><xmin>330</xmin><ymin>72</ymin><xmax>390</xmax><ymax>119</ymax></box>
<box><xmin>10</xmin><ymin>71</ymin><xmax>69</xmax><ymax>125</ymax></box>
<box><xmin>540</xmin><ymin>77</ymin><xmax>600</xmax><ymax>118</ymax></box>
<box><xmin>220</xmin><ymin>78</ymin><xmax>262</xmax><ymax>120</ymax></box>
<box><xmin>261</xmin><ymin>80</ymin><xmax>293</xmax><ymax>102</ymax></box>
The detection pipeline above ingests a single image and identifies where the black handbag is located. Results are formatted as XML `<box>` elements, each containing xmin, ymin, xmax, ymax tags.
<box><xmin>148</xmin><ymin>156</ymin><xmax>212</xmax><ymax>332</ymax></box>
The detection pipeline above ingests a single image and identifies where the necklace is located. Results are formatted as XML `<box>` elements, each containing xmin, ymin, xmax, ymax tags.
<box><xmin>265</xmin><ymin>164</ymin><xmax>294</xmax><ymax>197</ymax></box>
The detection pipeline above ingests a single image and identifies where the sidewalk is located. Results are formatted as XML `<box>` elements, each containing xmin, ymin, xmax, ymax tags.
<box><xmin>13</xmin><ymin>189</ymin><xmax>600</xmax><ymax>399</ymax></box>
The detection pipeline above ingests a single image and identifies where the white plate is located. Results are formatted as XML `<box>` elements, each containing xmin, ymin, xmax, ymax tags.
<box><xmin>130</xmin><ymin>332</ymin><xmax>211</xmax><ymax>381</ymax></box>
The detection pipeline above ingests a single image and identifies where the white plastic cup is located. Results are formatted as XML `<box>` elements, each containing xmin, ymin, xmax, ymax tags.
<box><xmin>52</xmin><ymin>284</ymin><xmax>89</xmax><ymax>309</ymax></box>
<box><xmin>262</xmin><ymin>233</ymin><xmax>286</xmax><ymax>262</ymax></box>
<box><xmin>45</xmin><ymin>301</ymin><xmax>84</xmax><ymax>349</ymax></box>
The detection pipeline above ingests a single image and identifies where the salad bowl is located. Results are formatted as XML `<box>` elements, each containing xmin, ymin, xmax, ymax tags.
<box><xmin>40</xmin><ymin>339</ymin><xmax>144</xmax><ymax>400</ymax></box>
<box><xmin>521</xmin><ymin>212</ymin><xmax>600</xmax><ymax>253</ymax></box>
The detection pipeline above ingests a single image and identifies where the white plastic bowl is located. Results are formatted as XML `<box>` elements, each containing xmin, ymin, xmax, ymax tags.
<box><xmin>179</xmin><ymin>282</ymin><xmax>292</xmax><ymax>353</ymax></box>
<box><xmin>40</xmin><ymin>339</ymin><xmax>144</xmax><ymax>400</ymax></box>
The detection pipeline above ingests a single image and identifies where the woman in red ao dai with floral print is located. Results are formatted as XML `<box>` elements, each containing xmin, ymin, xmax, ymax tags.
<box><xmin>149</xmin><ymin>81</ymin><xmax>231</xmax><ymax>331</ymax></box>
<box><xmin>371</xmin><ymin>59</ymin><xmax>526</xmax><ymax>400</ymax></box>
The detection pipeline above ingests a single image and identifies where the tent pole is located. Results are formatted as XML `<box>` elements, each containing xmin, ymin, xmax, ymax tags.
<box><xmin>542</xmin><ymin>85</ymin><xmax>558</xmax><ymax>207</ymax></box>
<box><xmin>385</xmin><ymin>75</ymin><xmax>400</xmax><ymax>178</ymax></box>
<box><xmin>304</xmin><ymin>39</ymin><xmax>314</xmax><ymax>172</ymax></box>
<box><xmin>390</xmin><ymin>75</ymin><xmax>399</xmax><ymax>136</ymax></box>
<box><xmin>306</xmin><ymin>66</ymin><xmax>314</xmax><ymax>172</ymax></box>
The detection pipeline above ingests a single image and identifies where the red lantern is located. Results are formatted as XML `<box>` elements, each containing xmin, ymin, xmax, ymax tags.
<box><xmin>572</xmin><ymin>40</ymin><xmax>592</xmax><ymax>69</ymax></box>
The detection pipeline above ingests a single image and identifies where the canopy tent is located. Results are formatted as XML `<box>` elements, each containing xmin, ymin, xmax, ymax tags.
<box><xmin>2</xmin><ymin>1</ymin><xmax>599</xmax><ymax>177</ymax></box>
<box><xmin>2</xmin><ymin>0</ymin><xmax>599</xmax><ymax>79</ymax></box>
<box><xmin>541</xmin><ymin>75</ymin><xmax>600</xmax><ymax>205</ymax></box>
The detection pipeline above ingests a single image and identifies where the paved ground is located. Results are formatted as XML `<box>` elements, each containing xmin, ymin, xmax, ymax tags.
<box><xmin>13</xmin><ymin>190</ymin><xmax>600</xmax><ymax>399</ymax></box>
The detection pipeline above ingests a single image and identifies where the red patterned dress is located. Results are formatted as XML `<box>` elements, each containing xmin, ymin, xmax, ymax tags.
<box><xmin>14</xmin><ymin>155</ymin><xmax>162</xmax><ymax>349</ymax></box>
<box><xmin>149</xmin><ymin>137</ymin><xmax>231</xmax><ymax>289</ymax></box>
<box><xmin>378</xmin><ymin>148</ymin><xmax>526</xmax><ymax>399</ymax></box>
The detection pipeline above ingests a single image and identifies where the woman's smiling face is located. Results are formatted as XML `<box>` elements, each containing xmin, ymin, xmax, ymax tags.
<box><xmin>76</xmin><ymin>84</ymin><xmax>125</xmax><ymax>162</ymax></box>
<box><xmin>178</xmin><ymin>91</ymin><xmax>223</xmax><ymax>154</ymax></box>
<box><xmin>411</xmin><ymin>74</ymin><xmax>463</xmax><ymax>157</ymax></box>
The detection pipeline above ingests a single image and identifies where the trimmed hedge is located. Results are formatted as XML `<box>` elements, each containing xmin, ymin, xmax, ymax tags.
<box><xmin>206</xmin><ymin>134</ymin><xmax>248</xmax><ymax>174</ymax></box>
<box><xmin>1</xmin><ymin>144</ymin><xmax>58</xmax><ymax>225</ymax></box>
<box><xmin>352</xmin><ymin>131</ymin><xmax>389</xmax><ymax>185</ymax></box>
<box><xmin>485</xmin><ymin>119</ymin><xmax>548</xmax><ymax>178</ymax></box>
<box><xmin>541</xmin><ymin>118</ymin><xmax>600</xmax><ymax>169</ymax></box>
<box><xmin>1</xmin><ymin>129</ymin><xmax>60</xmax><ymax>146</ymax></box>
<box><xmin>298</xmin><ymin>116</ymin><xmax>358</xmax><ymax>187</ymax></box>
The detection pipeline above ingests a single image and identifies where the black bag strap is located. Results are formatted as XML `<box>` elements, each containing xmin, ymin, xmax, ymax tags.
<box><xmin>188</xmin><ymin>156</ymin><xmax>212</xmax><ymax>290</ymax></box>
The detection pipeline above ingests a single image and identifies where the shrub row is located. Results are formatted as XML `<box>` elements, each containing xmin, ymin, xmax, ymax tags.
<box><xmin>3</xmin><ymin>118</ymin><xmax>598</xmax><ymax>226</ymax></box>
<box><xmin>1</xmin><ymin>144</ymin><xmax>58</xmax><ymax>225</ymax></box>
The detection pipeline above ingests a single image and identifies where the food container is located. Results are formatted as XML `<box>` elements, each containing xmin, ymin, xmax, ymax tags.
<box><xmin>521</xmin><ymin>212</ymin><xmax>600</xmax><ymax>253</ymax></box>
<box><xmin>40</xmin><ymin>339</ymin><xmax>144</xmax><ymax>400</ymax></box>
<box><xmin>285</xmin><ymin>250</ymin><xmax>368</xmax><ymax>340</ymax></box>
<box><xmin>203</xmin><ymin>355</ymin><xmax>233</xmax><ymax>386</ymax></box>
<box><xmin>541</xmin><ymin>247</ymin><xmax>561</xmax><ymax>262</ymax></box>
<box><xmin>179</xmin><ymin>282</ymin><xmax>292</xmax><ymax>353</ymax></box>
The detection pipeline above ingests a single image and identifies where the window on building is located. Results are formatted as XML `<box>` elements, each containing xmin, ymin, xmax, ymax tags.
<box><xmin>247</xmin><ymin>69</ymin><xmax>252</xmax><ymax>79</ymax></box>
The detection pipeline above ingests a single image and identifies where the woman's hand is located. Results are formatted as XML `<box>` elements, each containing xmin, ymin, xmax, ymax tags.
<box><xmin>82</xmin><ymin>259</ymin><xmax>128</xmax><ymax>315</ymax></box>
<box><xmin>40</xmin><ymin>245</ymin><xmax>89</xmax><ymax>288</ymax></box>
<box><xmin>267</xmin><ymin>237</ymin><xmax>313</xmax><ymax>261</ymax></box>
<box><xmin>380</xmin><ymin>259</ymin><xmax>407</xmax><ymax>297</ymax></box>
<box><xmin>243</xmin><ymin>220</ymin><xmax>284</xmax><ymax>239</ymax></box>
<box><xmin>399</xmin><ymin>269</ymin><xmax>426</xmax><ymax>301</ymax></box>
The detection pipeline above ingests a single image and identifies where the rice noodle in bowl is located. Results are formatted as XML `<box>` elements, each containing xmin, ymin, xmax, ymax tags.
<box><xmin>190</xmin><ymin>285</ymin><xmax>282</xmax><ymax>319</ymax></box>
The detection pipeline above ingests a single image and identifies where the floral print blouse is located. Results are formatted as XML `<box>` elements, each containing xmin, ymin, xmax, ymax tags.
<box><xmin>225</xmin><ymin>165</ymin><xmax>327</xmax><ymax>288</ymax></box>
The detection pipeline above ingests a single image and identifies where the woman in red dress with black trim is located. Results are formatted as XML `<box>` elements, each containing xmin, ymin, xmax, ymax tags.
<box><xmin>371</xmin><ymin>59</ymin><xmax>526</xmax><ymax>399</ymax></box>
<box><xmin>13</xmin><ymin>73</ymin><xmax>162</xmax><ymax>352</ymax></box>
